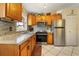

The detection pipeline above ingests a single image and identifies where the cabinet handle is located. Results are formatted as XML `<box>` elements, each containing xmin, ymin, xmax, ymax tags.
<box><xmin>33</xmin><ymin>37</ymin><xmax>35</xmax><ymax>39</ymax></box>
<box><xmin>27</xmin><ymin>46</ymin><xmax>29</xmax><ymax>50</ymax></box>
<box><xmin>27</xmin><ymin>45</ymin><xmax>32</xmax><ymax>50</ymax></box>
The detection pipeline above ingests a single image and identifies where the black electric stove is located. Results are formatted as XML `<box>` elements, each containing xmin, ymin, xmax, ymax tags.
<box><xmin>36</xmin><ymin>32</ymin><xmax>47</xmax><ymax>42</ymax></box>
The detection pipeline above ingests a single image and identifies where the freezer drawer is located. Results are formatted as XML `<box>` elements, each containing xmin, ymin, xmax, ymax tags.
<box><xmin>54</xmin><ymin>28</ymin><xmax>65</xmax><ymax>45</ymax></box>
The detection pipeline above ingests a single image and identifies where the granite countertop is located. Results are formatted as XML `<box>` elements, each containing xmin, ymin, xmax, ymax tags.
<box><xmin>0</xmin><ymin>30</ymin><xmax>53</xmax><ymax>45</ymax></box>
<box><xmin>0</xmin><ymin>32</ymin><xmax>35</xmax><ymax>45</ymax></box>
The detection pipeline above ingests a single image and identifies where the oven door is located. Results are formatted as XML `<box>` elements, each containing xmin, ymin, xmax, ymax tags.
<box><xmin>36</xmin><ymin>35</ymin><xmax>47</xmax><ymax>42</ymax></box>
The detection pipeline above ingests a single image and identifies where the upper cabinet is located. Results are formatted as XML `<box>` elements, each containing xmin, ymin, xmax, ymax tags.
<box><xmin>0</xmin><ymin>3</ymin><xmax>22</xmax><ymax>21</ymax></box>
<box><xmin>36</xmin><ymin>15</ymin><xmax>42</xmax><ymax>22</ymax></box>
<box><xmin>36</xmin><ymin>13</ymin><xmax>62</xmax><ymax>26</ymax></box>
<box><xmin>27</xmin><ymin>13</ymin><xmax>62</xmax><ymax>26</ymax></box>
<box><xmin>52</xmin><ymin>14</ymin><xmax>62</xmax><ymax>20</ymax></box>
<box><xmin>6</xmin><ymin>3</ymin><xmax>22</xmax><ymax>21</ymax></box>
<box><xmin>52</xmin><ymin>13</ymin><xmax>62</xmax><ymax>23</ymax></box>
<box><xmin>28</xmin><ymin>14</ymin><xmax>32</xmax><ymax>26</ymax></box>
<box><xmin>46</xmin><ymin>15</ymin><xmax>52</xmax><ymax>25</ymax></box>
<box><xmin>28</xmin><ymin>14</ymin><xmax>36</xmax><ymax>26</ymax></box>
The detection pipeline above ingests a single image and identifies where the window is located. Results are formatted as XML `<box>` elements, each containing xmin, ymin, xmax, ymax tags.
<box><xmin>16</xmin><ymin>21</ymin><xmax>24</xmax><ymax>31</ymax></box>
<box><xmin>16</xmin><ymin>16</ymin><xmax>27</xmax><ymax>31</ymax></box>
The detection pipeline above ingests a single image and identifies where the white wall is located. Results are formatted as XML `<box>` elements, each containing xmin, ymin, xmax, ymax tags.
<box><xmin>61</xmin><ymin>8</ymin><xmax>79</xmax><ymax>46</ymax></box>
<box><xmin>22</xmin><ymin>14</ymin><xmax>27</xmax><ymax>31</ymax></box>
<box><xmin>22</xmin><ymin>7</ymin><xmax>28</xmax><ymax>31</ymax></box>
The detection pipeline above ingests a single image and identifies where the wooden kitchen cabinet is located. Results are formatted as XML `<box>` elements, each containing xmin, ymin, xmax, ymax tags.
<box><xmin>47</xmin><ymin>32</ymin><xmax>53</xmax><ymax>44</ymax></box>
<box><xmin>0</xmin><ymin>34</ymin><xmax>36</xmax><ymax>56</ymax></box>
<box><xmin>20</xmin><ymin>39</ymin><xmax>32</xmax><ymax>56</ymax></box>
<box><xmin>20</xmin><ymin>35</ymin><xmax>36</xmax><ymax>56</ymax></box>
<box><xmin>0</xmin><ymin>3</ymin><xmax>22</xmax><ymax>21</ymax></box>
<box><xmin>27</xmin><ymin>40</ymin><xmax>32</xmax><ymax>56</ymax></box>
<box><xmin>52</xmin><ymin>14</ymin><xmax>62</xmax><ymax>20</ymax></box>
<box><xmin>31</xmin><ymin>35</ymin><xmax>36</xmax><ymax>51</ymax></box>
<box><xmin>46</xmin><ymin>15</ymin><xmax>52</xmax><ymax>25</ymax></box>
<box><xmin>20</xmin><ymin>45</ymin><xmax>28</xmax><ymax>56</ymax></box>
<box><xmin>41</xmin><ymin>15</ymin><xmax>45</xmax><ymax>22</ymax></box>
<box><xmin>36</xmin><ymin>15</ymin><xmax>42</xmax><ymax>22</ymax></box>
<box><xmin>28</xmin><ymin>14</ymin><xmax>32</xmax><ymax>26</ymax></box>
<box><xmin>28</xmin><ymin>14</ymin><xmax>36</xmax><ymax>26</ymax></box>
<box><xmin>0</xmin><ymin>44</ymin><xmax>19</xmax><ymax>56</ymax></box>
<box><xmin>36</xmin><ymin>15</ymin><xmax>52</xmax><ymax>25</ymax></box>
<box><xmin>6</xmin><ymin>3</ymin><xmax>22</xmax><ymax>21</ymax></box>
<box><xmin>20</xmin><ymin>40</ymin><xmax>29</xmax><ymax>56</ymax></box>
<box><xmin>20</xmin><ymin>34</ymin><xmax>36</xmax><ymax>56</ymax></box>
<box><xmin>32</xmin><ymin>15</ymin><xmax>36</xmax><ymax>25</ymax></box>
<box><xmin>21</xmin><ymin>34</ymin><xmax>36</xmax><ymax>56</ymax></box>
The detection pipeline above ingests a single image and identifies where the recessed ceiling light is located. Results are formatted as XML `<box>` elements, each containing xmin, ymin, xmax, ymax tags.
<box><xmin>57</xmin><ymin>10</ymin><xmax>63</xmax><ymax>13</ymax></box>
<box><xmin>44</xmin><ymin>6</ymin><xmax>46</xmax><ymax>8</ymax></box>
<box><xmin>43</xmin><ymin>3</ymin><xmax>47</xmax><ymax>8</ymax></box>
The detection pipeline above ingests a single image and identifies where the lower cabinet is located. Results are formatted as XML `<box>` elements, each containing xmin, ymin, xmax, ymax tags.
<box><xmin>27</xmin><ymin>41</ymin><xmax>32</xmax><ymax>56</ymax></box>
<box><xmin>31</xmin><ymin>35</ymin><xmax>36</xmax><ymax>51</ymax></box>
<box><xmin>0</xmin><ymin>34</ymin><xmax>36</xmax><ymax>56</ymax></box>
<box><xmin>20</xmin><ymin>40</ymin><xmax>32</xmax><ymax>56</ymax></box>
<box><xmin>20</xmin><ymin>34</ymin><xmax>36</xmax><ymax>56</ymax></box>
<box><xmin>21</xmin><ymin>45</ymin><xmax>28</xmax><ymax>56</ymax></box>
<box><xmin>47</xmin><ymin>32</ymin><xmax>53</xmax><ymax>44</ymax></box>
<box><xmin>0</xmin><ymin>44</ymin><xmax>19</xmax><ymax>56</ymax></box>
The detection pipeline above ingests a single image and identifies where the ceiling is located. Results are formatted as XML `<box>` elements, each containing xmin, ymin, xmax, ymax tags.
<box><xmin>22</xmin><ymin>3</ymin><xmax>79</xmax><ymax>13</ymax></box>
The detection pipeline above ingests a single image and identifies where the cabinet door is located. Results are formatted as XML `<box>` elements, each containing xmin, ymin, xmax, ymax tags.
<box><xmin>56</xmin><ymin>14</ymin><xmax>62</xmax><ymax>20</ymax></box>
<box><xmin>28</xmin><ymin>14</ymin><xmax>36</xmax><ymax>26</ymax></box>
<box><xmin>46</xmin><ymin>15</ymin><xmax>52</xmax><ymax>25</ymax></box>
<box><xmin>32</xmin><ymin>16</ymin><xmax>36</xmax><ymax>25</ymax></box>
<box><xmin>31</xmin><ymin>37</ymin><xmax>34</xmax><ymax>51</ymax></box>
<box><xmin>28</xmin><ymin>14</ymin><xmax>32</xmax><ymax>26</ymax></box>
<box><xmin>6</xmin><ymin>3</ymin><xmax>22</xmax><ymax>20</ymax></box>
<box><xmin>47</xmin><ymin>33</ymin><xmax>53</xmax><ymax>44</ymax></box>
<box><xmin>27</xmin><ymin>41</ymin><xmax>32</xmax><ymax>56</ymax></box>
<box><xmin>41</xmin><ymin>15</ymin><xmax>46</xmax><ymax>22</ymax></box>
<box><xmin>21</xmin><ymin>46</ymin><xmax>28</xmax><ymax>56</ymax></box>
<box><xmin>52</xmin><ymin>14</ymin><xmax>62</xmax><ymax>24</ymax></box>
<box><xmin>36</xmin><ymin>16</ymin><xmax>42</xmax><ymax>22</ymax></box>
<box><xmin>31</xmin><ymin>35</ymin><xmax>36</xmax><ymax>51</ymax></box>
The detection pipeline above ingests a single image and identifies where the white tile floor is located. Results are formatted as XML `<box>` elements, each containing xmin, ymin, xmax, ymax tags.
<box><xmin>41</xmin><ymin>45</ymin><xmax>79</xmax><ymax>56</ymax></box>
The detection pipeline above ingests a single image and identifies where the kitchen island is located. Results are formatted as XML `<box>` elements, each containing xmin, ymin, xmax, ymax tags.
<box><xmin>0</xmin><ymin>32</ymin><xmax>36</xmax><ymax>56</ymax></box>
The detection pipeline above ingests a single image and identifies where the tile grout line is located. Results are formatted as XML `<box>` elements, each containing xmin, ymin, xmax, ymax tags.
<box><xmin>44</xmin><ymin>46</ymin><xmax>54</xmax><ymax>54</ymax></box>
<box><xmin>71</xmin><ymin>47</ymin><xmax>74</xmax><ymax>56</ymax></box>
<box><xmin>42</xmin><ymin>45</ymin><xmax>55</xmax><ymax>56</ymax></box>
<box><xmin>42</xmin><ymin>45</ymin><xmax>79</xmax><ymax>56</ymax></box>
<box><xmin>56</xmin><ymin>47</ymin><xmax>65</xmax><ymax>56</ymax></box>
<box><xmin>41</xmin><ymin>45</ymin><xmax>52</xmax><ymax>55</ymax></box>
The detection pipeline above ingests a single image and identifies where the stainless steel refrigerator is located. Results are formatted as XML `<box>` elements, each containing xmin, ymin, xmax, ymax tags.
<box><xmin>54</xmin><ymin>19</ymin><xmax>65</xmax><ymax>46</ymax></box>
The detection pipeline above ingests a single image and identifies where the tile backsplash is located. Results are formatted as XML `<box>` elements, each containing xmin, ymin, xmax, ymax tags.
<box><xmin>0</xmin><ymin>20</ymin><xmax>16</xmax><ymax>35</ymax></box>
<box><xmin>33</xmin><ymin>25</ymin><xmax>52</xmax><ymax>32</ymax></box>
